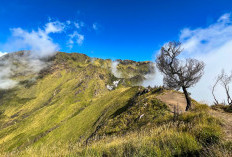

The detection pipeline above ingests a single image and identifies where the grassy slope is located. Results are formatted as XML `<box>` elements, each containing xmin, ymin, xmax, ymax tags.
<box><xmin>0</xmin><ymin>52</ymin><xmax>231</xmax><ymax>156</ymax></box>
<box><xmin>0</xmin><ymin>52</ymin><xmax>153</xmax><ymax>152</ymax></box>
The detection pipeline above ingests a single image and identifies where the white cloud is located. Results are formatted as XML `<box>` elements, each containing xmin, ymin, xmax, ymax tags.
<box><xmin>74</xmin><ymin>21</ymin><xmax>84</xmax><ymax>29</ymax></box>
<box><xmin>0</xmin><ymin>79</ymin><xmax>18</xmax><ymax>89</ymax></box>
<box><xmin>0</xmin><ymin>51</ymin><xmax>7</xmax><ymax>57</ymax></box>
<box><xmin>217</xmin><ymin>13</ymin><xmax>231</xmax><ymax>23</ymax></box>
<box><xmin>0</xmin><ymin>54</ymin><xmax>50</xmax><ymax>89</ymax></box>
<box><xmin>1</xmin><ymin>18</ymin><xmax>90</xmax><ymax>54</ymax></box>
<box><xmin>0</xmin><ymin>20</ymin><xmax>67</xmax><ymax>89</ymax></box>
<box><xmin>142</xmin><ymin>63</ymin><xmax>163</xmax><ymax>87</ymax></box>
<box><xmin>0</xmin><ymin>66</ymin><xmax>17</xmax><ymax>89</ymax></box>
<box><xmin>77</xmin><ymin>34</ymin><xmax>84</xmax><ymax>45</ymax></box>
<box><xmin>44</xmin><ymin>21</ymin><xmax>65</xmax><ymax>34</ymax></box>
<box><xmin>67</xmin><ymin>21</ymin><xmax>86</xmax><ymax>48</ymax></box>
<box><xmin>180</xmin><ymin>13</ymin><xmax>232</xmax><ymax>104</ymax></box>
<box><xmin>9</xmin><ymin>27</ymin><xmax>60</xmax><ymax>57</ymax></box>
<box><xmin>0</xmin><ymin>18</ymin><xmax>90</xmax><ymax>89</ymax></box>
<box><xmin>66</xmin><ymin>20</ymin><xmax>71</xmax><ymax>25</ymax></box>
<box><xmin>93</xmin><ymin>22</ymin><xmax>102</xmax><ymax>32</ymax></box>
<box><xmin>68</xmin><ymin>31</ymin><xmax>84</xmax><ymax>48</ymax></box>
<box><xmin>145</xmin><ymin>13</ymin><xmax>232</xmax><ymax>104</ymax></box>
<box><xmin>111</xmin><ymin>61</ymin><xmax>122</xmax><ymax>78</ymax></box>
<box><xmin>2</xmin><ymin>20</ymin><xmax>66</xmax><ymax>58</ymax></box>
<box><xmin>93</xmin><ymin>23</ymin><xmax>98</xmax><ymax>30</ymax></box>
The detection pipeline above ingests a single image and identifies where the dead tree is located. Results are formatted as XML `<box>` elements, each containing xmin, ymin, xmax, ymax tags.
<box><xmin>156</xmin><ymin>41</ymin><xmax>205</xmax><ymax>111</ymax></box>
<box><xmin>215</xmin><ymin>70</ymin><xmax>232</xmax><ymax>105</ymax></box>
<box><xmin>212</xmin><ymin>76</ymin><xmax>220</xmax><ymax>105</ymax></box>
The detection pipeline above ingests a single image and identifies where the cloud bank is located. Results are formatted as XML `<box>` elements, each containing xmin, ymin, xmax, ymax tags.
<box><xmin>0</xmin><ymin>64</ymin><xmax>18</xmax><ymax>89</ymax></box>
<box><xmin>180</xmin><ymin>13</ymin><xmax>232</xmax><ymax>104</ymax></box>
<box><xmin>0</xmin><ymin>51</ymin><xmax>7</xmax><ymax>57</ymax></box>
<box><xmin>111</xmin><ymin>61</ymin><xmax>122</xmax><ymax>78</ymax></box>
<box><xmin>1</xmin><ymin>18</ymin><xmax>98</xmax><ymax>56</ymax></box>
<box><xmin>142</xmin><ymin>64</ymin><xmax>163</xmax><ymax>87</ymax></box>
<box><xmin>0</xmin><ymin>18</ymin><xmax>97</xmax><ymax>89</ymax></box>
<box><xmin>0</xmin><ymin>20</ymin><xmax>64</xmax><ymax>89</ymax></box>
<box><xmin>0</xmin><ymin>53</ymin><xmax>49</xmax><ymax>89</ymax></box>
<box><xmin>148</xmin><ymin>13</ymin><xmax>232</xmax><ymax>104</ymax></box>
<box><xmin>2</xmin><ymin>20</ymin><xmax>65</xmax><ymax>58</ymax></box>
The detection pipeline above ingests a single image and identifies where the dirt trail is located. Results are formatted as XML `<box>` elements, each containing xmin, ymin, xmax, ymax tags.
<box><xmin>155</xmin><ymin>90</ymin><xmax>232</xmax><ymax>140</ymax></box>
<box><xmin>210</xmin><ymin>110</ymin><xmax>232</xmax><ymax>141</ymax></box>
<box><xmin>156</xmin><ymin>90</ymin><xmax>187</xmax><ymax>113</ymax></box>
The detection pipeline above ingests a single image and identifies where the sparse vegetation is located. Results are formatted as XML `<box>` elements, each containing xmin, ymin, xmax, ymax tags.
<box><xmin>1</xmin><ymin>103</ymin><xmax>230</xmax><ymax>157</ymax></box>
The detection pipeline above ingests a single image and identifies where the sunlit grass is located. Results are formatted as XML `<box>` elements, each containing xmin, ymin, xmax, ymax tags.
<box><xmin>0</xmin><ymin>52</ymin><xmax>231</xmax><ymax>156</ymax></box>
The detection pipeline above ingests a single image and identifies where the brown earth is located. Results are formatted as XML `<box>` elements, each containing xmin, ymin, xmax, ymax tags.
<box><xmin>210</xmin><ymin>110</ymin><xmax>232</xmax><ymax>141</ymax></box>
<box><xmin>156</xmin><ymin>90</ymin><xmax>232</xmax><ymax>141</ymax></box>
<box><xmin>156</xmin><ymin>90</ymin><xmax>187</xmax><ymax>113</ymax></box>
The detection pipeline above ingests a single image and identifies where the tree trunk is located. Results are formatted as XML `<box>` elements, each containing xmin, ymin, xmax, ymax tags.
<box><xmin>182</xmin><ymin>86</ymin><xmax>191</xmax><ymax>111</ymax></box>
<box><xmin>212</xmin><ymin>78</ymin><xmax>220</xmax><ymax>105</ymax></box>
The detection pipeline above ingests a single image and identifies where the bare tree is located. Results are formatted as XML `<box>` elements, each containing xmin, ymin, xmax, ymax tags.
<box><xmin>212</xmin><ymin>76</ymin><xmax>220</xmax><ymax>105</ymax></box>
<box><xmin>156</xmin><ymin>41</ymin><xmax>205</xmax><ymax>111</ymax></box>
<box><xmin>213</xmin><ymin>70</ymin><xmax>232</xmax><ymax>105</ymax></box>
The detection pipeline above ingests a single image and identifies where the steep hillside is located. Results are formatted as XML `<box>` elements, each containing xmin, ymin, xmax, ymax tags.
<box><xmin>0</xmin><ymin>52</ymin><xmax>231</xmax><ymax>157</ymax></box>
<box><xmin>0</xmin><ymin>52</ymin><xmax>156</xmax><ymax>151</ymax></box>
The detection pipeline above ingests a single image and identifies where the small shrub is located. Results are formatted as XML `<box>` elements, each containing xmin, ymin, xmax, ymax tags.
<box><xmin>154</xmin><ymin>114</ymin><xmax>173</xmax><ymax>125</ymax></box>
<box><xmin>194</xmin><ymin>125</ymin><xmax>222</xmax><ymax>145</ymax></box>
<box><xmin>179</xmin><ymin>112</ymin><xmax>198</xmax><ymax>123</ymax></box>
<box><xmin>211</xmin><ymin>104</ymin><xmax>232</xmax><ymax>113</ymax></box>
<box><xmin>224</xmin><ymin>105</ymin><xmax>232</xmax><ymax>113</ymax></box>
<box><xmin>192</xmin><ymin>104</ymin><xmax>209</xmax><ymax>112</ymax></box>
<box><xmin>201</xmin><ymin>142</ymin><xmax>232</xmax><ymax>157</ymax></box>
<box><xmin>154</xmin><ymin>131</ymin><xmax>201</xmax><ymax>156</ymax></box>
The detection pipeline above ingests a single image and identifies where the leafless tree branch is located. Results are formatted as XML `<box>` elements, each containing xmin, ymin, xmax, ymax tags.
<box><xmin>215</xmin><ymin>70</ymin><xmax>232</xmax><ymax>105</ymax></box>
<box><xmin>156</xmin><ymin>41</ymin><xmax>205</xmax><ymax>111</ymax></box>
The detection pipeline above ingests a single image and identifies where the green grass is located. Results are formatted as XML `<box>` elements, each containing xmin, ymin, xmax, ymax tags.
<box><xmin>211</xmin><ymin>104</ymin><xmax>232</xmax><ymax>113</ymax></box>
<box><xmin>0</xmin><ymin>98</ymin><xmax>227</xmax><ymax>156</ymax></box>
<box><xmin>0</xmin><ymin>52</ymin><xmax>231</xmax><ymax>156</ymax></box>
<box><xmin>0</xmin><ymin>52</ymin><xmax>155</xmax><ymax>152</ymax></box>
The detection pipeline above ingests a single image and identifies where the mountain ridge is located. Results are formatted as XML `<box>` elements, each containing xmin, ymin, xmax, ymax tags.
<box><xmin>0</xmin><ymin>51</ymin><xmax>231</xmax><ymax>156</ymax></box>
<box><xmin>0</xmin><ymin>51</ymin><xmax>156</xmax><ymax>150</ymax></box>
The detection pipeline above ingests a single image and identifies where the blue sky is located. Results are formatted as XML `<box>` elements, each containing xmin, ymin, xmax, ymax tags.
<box><xmin>1</xmin><ymin>0</ymin><xmax>232</xmax><ymax>103</ymax></box>
<box><xmin>0</xmin><ymin>0</ymin><xmax>232</xmax><ymax>61</ymax></box>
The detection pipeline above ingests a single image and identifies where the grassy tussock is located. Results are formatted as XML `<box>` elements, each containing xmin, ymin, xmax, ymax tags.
<box><xmin>1</xmin><ymin>104</ymin><xmax>230</xmax><ymax>157</ymax></box>
<box><xmin>211</xmin><ymin>104</ymin><xmax>232</xmax><ymax>113</ymax></box>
